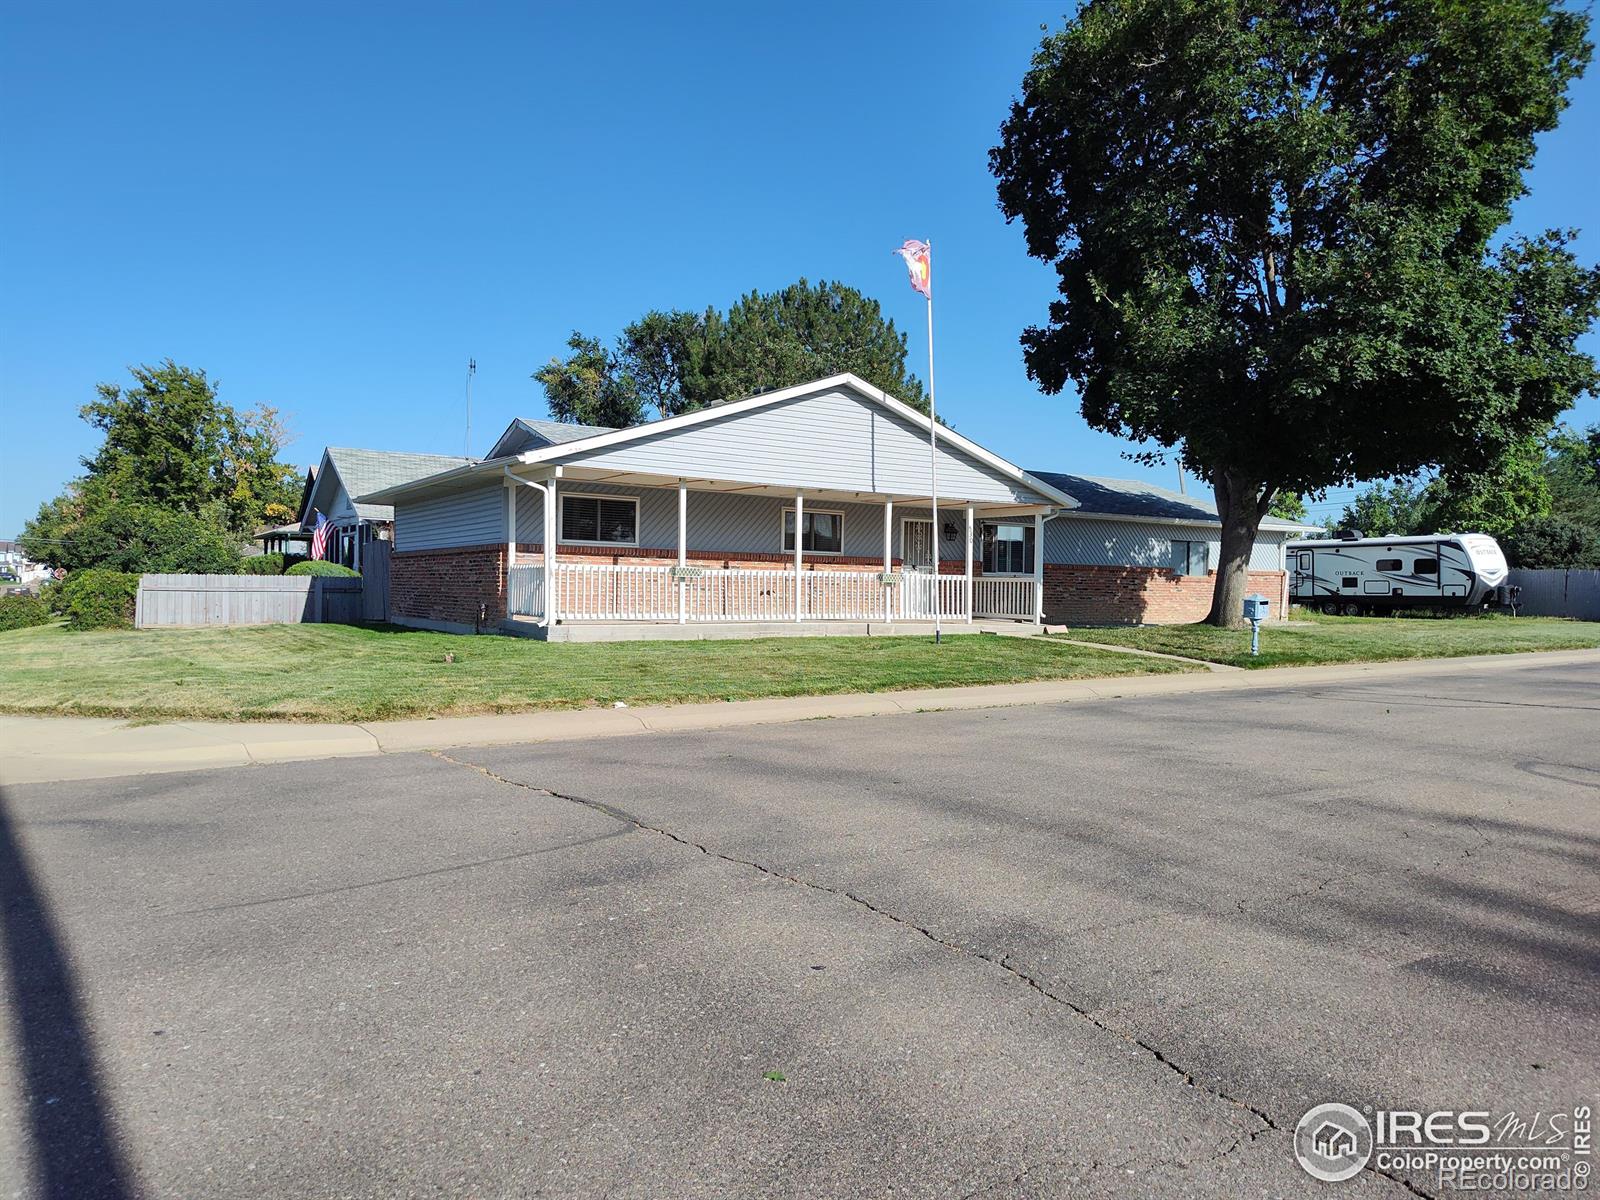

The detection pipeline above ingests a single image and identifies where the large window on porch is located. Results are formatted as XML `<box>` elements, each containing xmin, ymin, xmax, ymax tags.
<box><xmin>561</xmin><ymin>494</ymin><xmax>638</xmax><ymax>545</ymax></box>
<box><xmin>981</xmin><ymin>521</ymin><xmax>1035</xmax><ymax>575</ymax></box>
<box><xmin>782</xmin><ymin>508</ymin><xmax>843</xmax><ymax>555</ymax></box>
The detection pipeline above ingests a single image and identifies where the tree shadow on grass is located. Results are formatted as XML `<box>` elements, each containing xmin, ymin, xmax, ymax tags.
<box><xmin>0</xmin><ymin>787</ymin><xmax>137</xmax><ymax>1199</ymax></box>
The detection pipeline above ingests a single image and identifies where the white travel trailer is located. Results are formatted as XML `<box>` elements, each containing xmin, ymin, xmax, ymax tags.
<box><xmin>1286</xmin><ymin>533</ymin><xmax>1509</xmax><ymax>615</ymax></box>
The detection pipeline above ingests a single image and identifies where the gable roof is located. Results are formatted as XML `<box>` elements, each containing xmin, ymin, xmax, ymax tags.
<box><xmin>485</xmin><ymin>417</ymin><xmax>616</xmax><ymax>459</ymax></box>
<box><xmin>365</xmin><ymin>375</ymin><xmax>1079</xmax><ymax>509</ymax></box>
<box><xmin>307</xmin><ymin>447</ymin><xmax>474</xmax><ymax>522</ymax></box>
<box><xmin>1029</xmin><ymin>471</ymin><xmax>1316</xmax><ymax>531</ymax></box>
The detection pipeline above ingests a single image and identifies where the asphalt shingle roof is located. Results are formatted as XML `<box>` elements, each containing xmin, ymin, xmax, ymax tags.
<box><xmin>518</xmin><ymin>418</ymin><xmax>616</xmax><ymax>446</ymax></box>
<box><xmin>326</xmin><ymin>447</ymin><xmax>474</xmax><ymax>520</ymax></box>
<box><xmin>1030</xmin><ymin>471</ymin><xmax>1310</xmax><ymax>531</ymax></box>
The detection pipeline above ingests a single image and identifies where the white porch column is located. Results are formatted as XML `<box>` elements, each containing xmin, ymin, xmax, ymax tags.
<box><xmin>677</xmin><ymin>480</ymin><xmax>687</xmax><ymax>625</ymax></box>
<box><xmin>794</xmin><ymin>492</ymin><xmax>804</xmax><ymax>622</ymax></box>
<box><xmin>1033</xmin><ymin>511</ymin><xmax>1045</xmax><ymax>625</ymax></box>
<box><xmin>545</xmin><ymin>475</ymin><xmax>558</xmax><ymax>627</ymax></box>
<box><xmin>882</xmin><ymin>498</ymin><xmax>893</xmax><ymax>622</ymax></box>
<box><xmin>506</xmin><ymin>478</ymin><xmax>517</xmax><ymax>568</ymax></box>
<box><xmin>965</xmin><ymin>505</ymin><xmax>974</xmax><ymax>623</ymax></box>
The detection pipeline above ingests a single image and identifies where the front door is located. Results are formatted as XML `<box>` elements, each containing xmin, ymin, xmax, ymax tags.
<box><xmin>903</xmin><ymin>520</ymin><xmax>935</xmax><ymax>572</ymax></box>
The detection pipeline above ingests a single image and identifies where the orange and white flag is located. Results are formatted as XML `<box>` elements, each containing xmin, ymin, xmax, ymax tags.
<box><xmin>894</xmin><ymin>239</ymin><xmax>931</xmax><ymax>298</ymax></box>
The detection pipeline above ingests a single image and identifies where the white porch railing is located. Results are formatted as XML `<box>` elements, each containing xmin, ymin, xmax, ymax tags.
<box><xmin>898</xmin><ymin>572</ymin><xmax>968</xmax><ymax>621</ymax></box>
<box><xmin>685</xmin><ymin>567</ymin><xmax>794</xmax><ymax>622</ymax></box>
<box><xmin>973</xmin><ymin>576</ymin><xmax>1036</xmax><ymax>620</ymax></box>
<box><xmin>554</xmin><ymin>563</ymin><xmax>677</xmax><ymax>621</ymax></box>
<box><xmin>507</xmin><ymin>562</ymin><xmax>1038</xmax><ymax>624</ymax></box>
<box><xmin>507</xmin><ymin>563</ymin><xmax>545</xmax><ymax>617</ymax></box>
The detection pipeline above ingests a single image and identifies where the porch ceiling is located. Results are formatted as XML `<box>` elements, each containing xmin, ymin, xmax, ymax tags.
<box><xmin>515</xmin><ymin>464</ymin><xmax>1054</xmax><ymax>514</ymax></box>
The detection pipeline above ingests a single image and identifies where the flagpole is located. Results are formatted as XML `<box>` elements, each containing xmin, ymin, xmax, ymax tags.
<box><xmin>926</xmin><ymin>238</ymin><xmax>940</xmax><ymax>645</ymax></box>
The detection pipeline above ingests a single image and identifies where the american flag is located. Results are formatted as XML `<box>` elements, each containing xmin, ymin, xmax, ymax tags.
<box><xmin>310</xmin><ymin>512</ymin><xmax>330</xmax><ymax>561</ymax></box>
<box><xmin>894</xmin><ymin>239</ymin><xmax>931</xmax><ymax>298</ymax></box>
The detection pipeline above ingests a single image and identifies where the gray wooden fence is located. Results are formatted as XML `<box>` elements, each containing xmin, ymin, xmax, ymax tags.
<box><xmin>361</xmin><ymin>539</ymin><xmax>390</xmax><ymax>622</ymax></box>
<box><xmin>135</xmin><ymin>574</ymin><xmax>366</xmax><ymax>628</ymax></box>
<box><xmin>1506</xmin><ymin>568</ymin><xmax>1600</xmax><ymax>621</ymax></box>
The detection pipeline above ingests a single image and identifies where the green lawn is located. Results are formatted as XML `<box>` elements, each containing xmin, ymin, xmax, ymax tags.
<box><xmin>0</xmin><ymin>622</ymin><xmax>1193</xmax><ymax>723</ymax></box>
<box><xmin>1069</xmin><ymin>612</ymin><xmax>1600</xmax><ymax>669</ymax></box>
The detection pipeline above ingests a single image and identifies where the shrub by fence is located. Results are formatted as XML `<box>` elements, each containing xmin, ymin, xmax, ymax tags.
<box><xmin>135</xmin><ymin>574</ymin><xmax>365</xmax><ymax>628</ymax></box>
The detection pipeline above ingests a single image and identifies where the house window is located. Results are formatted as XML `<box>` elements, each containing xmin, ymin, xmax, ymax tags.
<box><xmin>783</xmin><ymin>508</ymin><xmax>843</xmax><ymax>554</ymax></box>
<box><xmin>1413</xmin><ymin>557</ymin><xmax>1438</xmax><ymax>575</ymax></box>
<box><xmin>1172</xmin><ymin>541</ymin><xmax>1210</xmax><ymax>577</ymax></box>
<box><xmin>561</xmin><ymin>494</ymin><xmax>638</xmax><ymax>545</ymax></box>
<box><xmin>1376</xmin><ymin>558</ymin><xmax>1403</xmax><ymax>572</ymax></box>
<box><xmin>981</xmin><ymin>522</ymin><xmax>1035</xmax><ymax>574</ymax></box>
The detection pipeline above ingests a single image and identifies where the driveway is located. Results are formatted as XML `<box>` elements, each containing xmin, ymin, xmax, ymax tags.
<box><xmin>2</xmin><ymin>658</ymin><xmax>1596</xmax><ymax>1198</ymax></box>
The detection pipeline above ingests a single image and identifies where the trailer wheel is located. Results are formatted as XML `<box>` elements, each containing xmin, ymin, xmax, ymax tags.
<box><xmin>1321</xmin><ymin>600</ymin><xmax>1341</xmax><ymax>616</ymax></box>
<box><xmin>1341</xmin><ymin>602</ymin><xmax>1364</xmax><ymax>617</ymax></box>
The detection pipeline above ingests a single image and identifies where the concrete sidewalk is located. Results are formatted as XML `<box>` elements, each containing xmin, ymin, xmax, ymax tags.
<box><xmin>3</xmin><ymin>647</ymin><xmax>1597</xmax><ymax>785</ymax></box>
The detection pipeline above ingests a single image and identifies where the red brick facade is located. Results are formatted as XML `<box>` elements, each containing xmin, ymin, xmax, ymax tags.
<box><xmin>1041</xmin><ymin>564</ymin><xmax>1288</xmax><ymax>626</ymax></box>
<box><xmin>391</xmin><ymin>544</ymin><xmax>508</xmax><ymax>629</ymax></box>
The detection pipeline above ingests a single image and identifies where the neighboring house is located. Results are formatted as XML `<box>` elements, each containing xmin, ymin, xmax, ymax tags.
<box><xmin>360</xmin><ymin>374</ymin><xmax>1314</xmax><ymax>638</ymax></box>
<box><xmin>299</xmin><ymin>447</ymin><xmax>472</xmax><ymax>571</ymax></box>
<box><xmin>0</xmin><ymin>540</ymin><xmax>49</xmax><ymax>584</ymax></box>
<box><xmin>253</xmin><ymin>521</ymin><xmax>313</xmax><ymax>558</ymax></box>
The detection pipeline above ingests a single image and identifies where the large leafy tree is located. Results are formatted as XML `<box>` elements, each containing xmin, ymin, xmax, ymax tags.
<box><xmin>1336</xmin><ymin>478</ymin><xmax>1430</xmax><ymax>537</ymax></box>
<box><xmin>534</xmin><ymin>279</ymin><xmax>928</xmax><ymax>425</ymax></box>
<box><xmin>992</xmin><ymin>0</ymin><xmax>1600</xmax><ymax>625</ymax></box>
<box><xmin>532</xmin><ymin>333</ymin><xmax>649</xmax><ymax>428</ymax></box>
<box><xmin>19</xmin><ymin>361</ymin><xmax>299</xmax><ymax>570</ymax></box>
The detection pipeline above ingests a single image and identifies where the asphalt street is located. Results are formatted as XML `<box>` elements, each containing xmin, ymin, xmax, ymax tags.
<box><xmin>1</xmin><ymin>658</ymin><xmax>1596</xmax><ymax>1198</ymax></box>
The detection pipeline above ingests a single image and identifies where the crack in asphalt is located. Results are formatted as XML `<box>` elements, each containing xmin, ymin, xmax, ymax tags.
<box><xmin>430</xmin><ymin>749</ymin><xmax>1437</xmax><ymax>1199</ymax></box>
<box><xmin>179</xmin><ymin>826</ymin><xmax>634</xmax><ymax>914</ymax></box>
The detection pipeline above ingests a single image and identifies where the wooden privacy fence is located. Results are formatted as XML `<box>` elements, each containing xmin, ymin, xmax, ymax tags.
<box><xmin>1506</xmin><ymin>569</ymin><xmax>1600</xmax><ymax>621</ymax></box>
<box><xmin>135</xmin><ymin>574</ymin><xmax>365</xmax><ymax>628</ymax></box>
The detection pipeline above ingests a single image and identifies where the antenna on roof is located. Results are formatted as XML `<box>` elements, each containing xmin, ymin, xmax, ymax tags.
<box><xmin>465</xmin><ymin>358</ymin><xmax>476</xmax><ymax>457</ymax></box>
<box><xmin>1177</xmin><ymin>463</ymin><xmax>1187</xmax><ymax>494</ymax></box>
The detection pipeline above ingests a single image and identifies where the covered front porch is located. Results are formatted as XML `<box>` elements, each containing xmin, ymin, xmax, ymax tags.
<box><xmin>501</xmin><ymin>464</ymin><xmax>1048</xmax><ymax>636</ymax></box>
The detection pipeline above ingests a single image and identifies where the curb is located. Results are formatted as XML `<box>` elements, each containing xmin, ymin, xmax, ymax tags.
<box><xmin>3</xmin><ymin>648</ymin><xmax>1597</xmax><ymax>786</ymax></box>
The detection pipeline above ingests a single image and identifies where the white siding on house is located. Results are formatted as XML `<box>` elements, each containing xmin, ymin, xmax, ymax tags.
<box><xmin>552</xmin><ymin>389</ymin><xmax>1050</xmax><ymax>505</ymax></box>
<box><xmin>394</xmin><ymin>483</ymin><xmax>506</xmax><ymax>551</ymax></box>
<box><xmin>1046</xmin><ymin>517</ymin><xmax>1289</xmax><ymax>572</ymax></box>
<box><xmin>513</xmin><ymin>486</ymin><xmax>546</xmax><ymax>544</ymax></box>
<box><xmin>307</xmin><ymin>472</ymin><xmax>355</xmax><ymax>522</ymax></box>
<box><xmin>517</xmin><ymin>481</ymin><xmax>906</xmax><ymax>558</ymax></box>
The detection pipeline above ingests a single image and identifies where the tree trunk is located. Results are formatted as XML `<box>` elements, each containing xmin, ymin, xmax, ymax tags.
<box><xmin>1205</xmin><ymin>468</ymin><xmax>1272</xmax><ymax>628</ymax></box>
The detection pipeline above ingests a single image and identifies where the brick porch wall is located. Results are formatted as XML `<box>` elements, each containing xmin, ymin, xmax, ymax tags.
<box><xmin>391</xmin><ymin>544</ymin><xmax>507</xmax><ymax>628</ymax></box>
<box><xmin>1042</xmin><ymin>564</ymin><xmax>1288</xmax><ymax>626</ymax></box>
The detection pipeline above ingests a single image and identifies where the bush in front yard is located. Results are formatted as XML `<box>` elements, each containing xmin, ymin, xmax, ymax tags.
<box><xmin>59</xmin><ymin>569</ymin><xmax>140</xmax><ymax>630</ymax></box>
<box><xmin>241</xmin><ymin>553</ymin><xmax>286</xmax><ymax>575</ymax></box>
<box><xmin>0</xmin><ymin>593</ymin><xmax>53</xmax><ymax>632</ymax></box>
<box><xmin>285</xmin><ymin>560</ymin><xmax>359</xmax><ymax>577</ymax></box>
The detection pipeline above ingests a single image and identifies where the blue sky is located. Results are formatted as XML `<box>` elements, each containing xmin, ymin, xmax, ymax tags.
<box><xmin>2</xmin><ymin>1</ymin><xmax>1596</xmax><ymax>537</ymax></box>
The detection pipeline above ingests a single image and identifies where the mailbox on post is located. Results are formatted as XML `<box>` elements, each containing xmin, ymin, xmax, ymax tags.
<box><xmin>1243</xmin><ymin>593</ymin><xmax>1269</xmax><ymax>656</ymax></box>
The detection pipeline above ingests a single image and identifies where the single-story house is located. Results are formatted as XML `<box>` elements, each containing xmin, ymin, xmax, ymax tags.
<box><xmin>254</xmin><ymin>521</ymin><xmax>313</xmax><ymax>558</ymax></box>
<box><xmin>359</xmin><ymin>374</ymin><xmax>1314</xmax><ymax>638</ymax></box>
<box><xmin>299</xmin><ymin>446</ymin><xmax>472</xmax><ymax>571</ymax></box>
